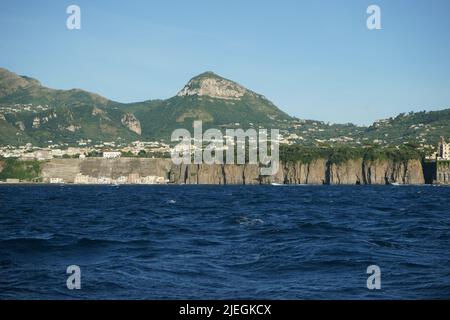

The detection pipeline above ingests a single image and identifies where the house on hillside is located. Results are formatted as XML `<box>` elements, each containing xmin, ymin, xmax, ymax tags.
<box><xmin>102</xmin><ymin>151</ymin><xmax>121</xmax><ymax>159</ymax></box>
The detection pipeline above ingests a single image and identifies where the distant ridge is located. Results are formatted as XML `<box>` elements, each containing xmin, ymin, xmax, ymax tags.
<box><xmin>0</xmin><ymin>67</ymin><xmax>449</xmax><ymax>147</ymax></box>
<box><xmin>0</xmin><ymin>68</ymin><xmax>291</xmax><ymax>145</ymax></box>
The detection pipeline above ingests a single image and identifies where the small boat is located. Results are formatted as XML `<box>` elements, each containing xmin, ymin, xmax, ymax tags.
<box><xmin>271</xmin><ymin>183</ymin><xmax>285</xmax><ymax>186</ymax></box>
<box><xmin>389</xmin><ymin>182</ymin><xmax>401</xmax><ymax>186</ymax></box>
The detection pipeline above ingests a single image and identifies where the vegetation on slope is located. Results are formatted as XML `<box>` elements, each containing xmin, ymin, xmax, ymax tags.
<box><xmin>279</xmin><ymin>144</ymin><xmax>423</xmax><ymax>164</ymax></box>
<box><xmin>0</xmin><ymin>158</ymin><xmax>41</xmax><ymax>181</ymax></box>
<box><xmin>1</xmin><ymin>68</ymin><xmax>449</xmax><ymax>148</ymax></box>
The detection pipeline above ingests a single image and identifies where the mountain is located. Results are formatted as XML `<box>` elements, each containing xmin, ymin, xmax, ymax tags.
<box><xmin>122</xmin><ymin>72</ymin><xmax>291</xmax><ymax>139</ymax></box>
<box><xmin>0</xmin><ymin>68</ymin><xmax>138</xmax><ymax>145</ymax></box>
<box><xmin>0</xmin><ymin>68</ymin><xmax>291</xmax><ymax>145</ymax></box>
<box><xmin>0</xmin><ymin>67</ymin><xmax>449</xmax><ymax>148</ymax></box>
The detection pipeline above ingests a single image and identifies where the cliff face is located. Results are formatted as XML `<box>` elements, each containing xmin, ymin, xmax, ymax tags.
<box><xmin>285</xmin><ymin>159</ymin><xmax>328</xmax><ymax>184</ymax></box>
<box><xmin>169</xmin><ymin>164</ymin><xmax>261</xmax><ymax>185</ymax></box>
<box><xmin>362</xmin><ymin>159</ymin><xmax>425</xmax><ymax>185</ymax></box>
<box><xmin>39</xmin><ymin>157</ymin><xmax>425</xmax><ymax>185</ymax></box>
<box><xmin>328</xmin><ymin>159</ymin><xmax>364</xmax><ymax>185</ymax></box>
<box><xmin>167</xmin><ymin>158</ymin><xmax>424</xmax><ymax>185</ymax></box>
<box><xmin>405</xmin><ymin>160</ymin><xmax>426</xmax><ymax>184</ymax></box>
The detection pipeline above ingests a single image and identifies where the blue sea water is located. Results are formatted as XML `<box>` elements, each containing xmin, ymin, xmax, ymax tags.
<box><xmin>0</xmin><ymin>185</ymin><xmax>449</xmax><ymax>300</ymax></box>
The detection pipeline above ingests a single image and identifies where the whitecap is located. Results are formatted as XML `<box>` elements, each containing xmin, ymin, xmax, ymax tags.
<box><xmin>237</xmin><ymin>217</ymin><xmax>264</xmax><ymax>225</ymax></box>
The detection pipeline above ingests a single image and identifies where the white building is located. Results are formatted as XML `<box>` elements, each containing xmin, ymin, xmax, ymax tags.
<box><xmin>51</xmin><ymin>149</ymin><xmax>63</xmax><ymax>157</ymax></box>
<box><xmin>67</xmin><ymin>147</ymin><xmax>82</xmax><ymax>156</ymax></box>
<box><xmin>35</xmin><ymin>150</ymin><xmax>52</xmax><ymax>160</ymax></box>
<box><xmin>50</xmin><ymin>178</ymin><xmax>64</xmax><ymax>184</ymax></box>
<box><xmin>21</xmin><ymin>150</ymin><xmax>52</xmax><ymax>161</ymax></box>
<box><xmin>103</xmin><ymin>151</ymin><xmax>122</xmax><ymax>159</ymax></box>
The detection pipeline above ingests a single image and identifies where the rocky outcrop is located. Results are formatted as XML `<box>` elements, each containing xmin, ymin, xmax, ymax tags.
<box><xmin>66</xmin><ymin>124</ymin><xmax>80</xmax><ymax>132</ymax></box>
<box><xmin>177</xmin><ymin>74</ymin><xmax>247</xmax><ymax>100</ymax></box>
<box><xmin>121</xmin><ymin>113</ymin><xmax>141</xmax><ymax>135</ymax></box>
<box><xmin>15</xmin><ymin>121</ymin><xmax>25</xmax><ymax>131</ymax></box>
<box><xmin>92</xmin><ymin>106</ymin><xmax>106</xmax><ymax>116</ymax></box>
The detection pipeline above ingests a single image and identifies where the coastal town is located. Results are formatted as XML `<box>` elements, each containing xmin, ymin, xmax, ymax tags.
<box><xmin>1</xmin><ymin>102</ymin><xmax>446</xmax><ymax>152</ymax></box>
<box><xmin>0</xmin><ymin>139</ymin><xmax>171</xmax><ymax>161</ymax></box>
<box><xmin>1</xmin><ymin>135</ymin><xmax>449</xmax><ymax>185</ymax></box>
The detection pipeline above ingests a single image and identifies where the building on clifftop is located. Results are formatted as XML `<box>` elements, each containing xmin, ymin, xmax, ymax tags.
<box><xmin>436</xmin><ymin>137</ymin><xmax>450</xmax><ymax>184</ymax></box>
<box><xmin>438</xmin><ymin>136</ymin><xmax>450</xmax><ymax>160</ymax></box>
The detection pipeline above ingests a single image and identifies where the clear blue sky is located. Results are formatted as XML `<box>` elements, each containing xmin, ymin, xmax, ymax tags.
<box><xmin>1</xmin><ymin>0</ymin><xmax>450</xmax><ymax>125</ymax></box>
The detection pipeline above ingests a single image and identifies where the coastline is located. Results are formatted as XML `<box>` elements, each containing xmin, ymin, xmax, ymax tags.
<box><xmin>0</xmin><ymin>182</ymin><xmax>446</xmax><ymax>186</ymax></box>
<box><xmin>1</xmin><ymin>156</ymin><xmax>447</xmax><ymax>185</ymax></box>
<box><xmin>0</xmin><ymin>156</ymin><xmax>444</xmax><ymax>186</ymax></box>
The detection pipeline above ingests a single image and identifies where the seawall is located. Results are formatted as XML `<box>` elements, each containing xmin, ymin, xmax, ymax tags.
<box><xmin>40</xmin><ymin>158</ymin><xmax>172</xmax><ymax>183</ymax></box>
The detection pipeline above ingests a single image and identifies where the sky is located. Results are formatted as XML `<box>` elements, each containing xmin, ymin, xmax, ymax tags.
<box><xmin>1</xmin><ymin>0</ymin><xmax>450</xmax><ymax>125</ymax></box>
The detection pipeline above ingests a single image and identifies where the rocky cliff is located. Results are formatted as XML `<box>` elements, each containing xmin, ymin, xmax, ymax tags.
<box><xmin>37</xmin><ymin>157</ymin><xmax>425</xmax><ymax>185</ymax></box>
<box><xmin>177</xmin><ymin>73</ymin><xmax>248</xmax><ymax>100</ymax></box>
<box><xmin>361</xmin><ymin>159</ymin><xmax>425</xmax><ymax>185</ymax></box>
<box><xmin>121</xmin><ymin>113</ymin><xmax>142</xmax><ymax>135</ymax></box>
<box><xmin>167</xmin><ymin>158</ymin><xmax>424</xmax><ymax>185</ymax></box>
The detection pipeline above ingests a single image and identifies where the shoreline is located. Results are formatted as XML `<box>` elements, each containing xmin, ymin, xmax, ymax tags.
<box><xmin>0</xmin><ymin>156</ymin><xmax>443</xmax><ymax>185</ymax></box>
<box><xmin>0</xmin><ymin>182</ymin><xmax>446</xmax><ymax>186</ymax></box>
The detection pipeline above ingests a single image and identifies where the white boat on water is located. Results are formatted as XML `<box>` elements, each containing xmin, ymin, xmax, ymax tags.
<box><xmin>271</xmin><ymin>183</ymin><xmax>285</xmax><ymax>186</ymax></box>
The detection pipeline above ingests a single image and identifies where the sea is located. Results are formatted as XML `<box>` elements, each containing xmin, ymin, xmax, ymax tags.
<box><xmin>0</xmin><ymin>185</ymin><xmax>449</xmax><ymax>300</ymax></box>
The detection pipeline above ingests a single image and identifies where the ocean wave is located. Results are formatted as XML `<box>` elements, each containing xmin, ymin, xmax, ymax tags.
<box><xmin>1</xmin><ymin>185</ymin><xmax>450</xmax><ymax>299</ymax></box>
